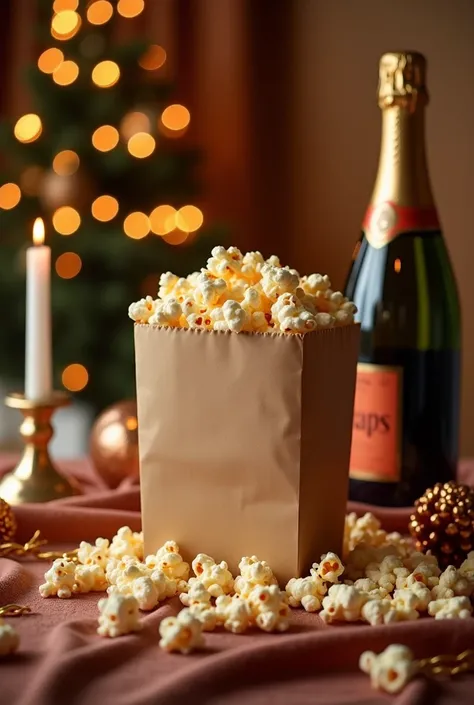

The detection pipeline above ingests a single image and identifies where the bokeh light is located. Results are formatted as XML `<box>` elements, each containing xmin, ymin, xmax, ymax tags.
<box><xmin>117</xmin><ymin>0</ymin><xmax>145</xmax><ymax>18</ymax></box>
<box><xmin>52</xmin><ymin>206</ymin><xmax>81</xmax><ymax>235</ymax></box>
<box><xmin>149</xmin><ymin>205</ymin><xmax>177</xmax><ymax>235</ymax></box>
<box><xmin>91</xmin><ymin>195</ymin><xmax>119</xmax><ymax>221</ymax></box>
<box><xmin>161</xmin><ymin>104</ymin><xmax>190</xmax><ymax>131</ymax></box>
<box><xmin>53</xmin><ymin>0</ymin><xmax>79</xmax><ymax>11</ymax></box>
<box><xmin>0</xmin><ymin>183</ymin><xmax>21</xmax><ymax>210</ymax></box>
<box><xmin>51</xmin><ymin>10</ymin><xmax>81</xmax><ymax>40</ymax></box>
<box><xmin>176</xmin><ymin>205</ymin><xmax>203</xmax><ymax>233</ymax></box>
<box><xmin>123</xmin><ymin>212</ymin><xmax>150</xmax><ymax>239</ymax></box>
<box><xmin>62</xmin><ymin>363</ymin><xmax>89</xmax><ymax>392</ymax></box>
<box><xmin>162</xmin><ymin>230</ymin><xmax>189</xmax><ymax>246</ymax></box>
<box><xmin>86</xmin><ymin>0</ymin><xmax>114</xmax><ymax>25</ymax></box>
<box><xmin>127</xmin><ymin>132</ymin><xmax>155</xmax><ymax>158</ymax></box>
<box><xmin>52</xmin><ymin>150</ymin><xmax>80</xmax><ymax>176</ymax></box>
<box><xmin>120</xmin><ymin>111</ymin><xmax>151</xmax><ymax>141</ymax></box>
<box><xmin>55</xmin><ymin>252</ymin><xmax>82</xmax><ymax>279</ymax></box>
<box><xmin>52</xmin><ymin>60</ymin><xmax>79</xmax><ymax>86</ymax></box>
<box><xmin>92</xmin><ymin>60</ymin><xmax>120</xmax><ymax>88</ymax></box>
<box><xmin>38</xmin><ymin>47</ymin><xmax>64</xmax><ymax>74</ymax></box>
<box><xmin>20</xmin><ymin>166</ymin><xmax>43</xmax><ymax>196</ymax></box>
<box><xmin>139</xmin><ymin>45</ymin><xmax>166</xmax><ymax>71</ymax></box>
<box><xmin>92</xmin><ymin>124</ymin><xmax>119</xmax><ymax>151</ymax></box>
<box><xmin>14</xmin><ymin>114</ymin><xmax>43</xmax><ymax>144</ymax></box>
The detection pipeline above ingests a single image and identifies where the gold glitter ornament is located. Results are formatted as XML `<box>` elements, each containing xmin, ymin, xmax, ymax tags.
<box><xmin>409</xmin><ymin>481</ymin><xmax>474</xmax><ymax>568</ymax></box>
<box><xmin>0</xmin><ymin>498</ymin><xmax>17</xmax><ymax>543</ymax></box>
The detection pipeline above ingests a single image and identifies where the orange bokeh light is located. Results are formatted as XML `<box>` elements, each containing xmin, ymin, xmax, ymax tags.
<box><xmin>139</xmin><ymin>45</ymin><xmax>166</xmax><ymax>71</ymax></box>
<box><xmin>92</xmin><ymin>60</ymin><xmax>120</xmax><ymax>88</ymax></box>
<box><xmin>52</xmin><ymin>206</ymin><xmax>81</xmax><ymax>235</ymax></box>
<box><xmin>55</xmin><ymin>252</ymin><xmax>82</xmax><ymax>279</ymax></box>
<box><xmin>38</xmin><ymin>47</ymin><xmax>64</xmax><ymax>74</ymax></box>
<box><xmin>92</xmin><ymin>125</ymin><xmax>119</xmax><ymax>152</ymax></box>
<box><xmin>53</xmin><ymin>60</ymin><xmax>79</xmax><ymax>86</ymax></box>
<box><xmin>62</xmin><ymin>363</ymin><xmax>89</xmax><ymax>392</ymax></box>
<box><xmin>127</xmin><ymin>132</ymin><xmax>156</xmax><ymax>158</ymax></box>
<box><xmin>161</xmin><ymin>104</ymin><xmax>190</xmax><ymax>131</ymax></box>
<box><xmin>86</xmin><ymin>0</ymin><xmax>114</xmax><ymax>25</ymax></box>
<box><xmin>53</xmin><ymin>150</ymin><xmax>80</xmax><ymax>176</ymax></box>
<box><xmin>149</xmin><ymin>205</ymin><xmax>177</xmax><ymax>235</ymax></box>
<box><xmin>91</xmin><ymin>195</ymin><xmax>119</xmax><ymax>222</ymax></box>
<box><xmin>123</xmin><ymin>212</ymin><xmax>150</xmax><ymax>239</ymax></box>
<box><xmin>117</xmin><ymin>0</ymin><xmax>145</xmax><ymax>18</ymax></box>
<box><xmin>0</xmin><ymin>183</ymin><xmax>21</xmax><ymax>210</ymax></box>
<box><xmin>14</xmin><ymin>114</ymin><xmax>42</xmax><ymax>144</ymax></box>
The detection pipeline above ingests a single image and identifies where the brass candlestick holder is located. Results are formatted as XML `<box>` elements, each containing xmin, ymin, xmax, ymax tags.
<box><xmin>0</xmin><ymin>392</ymin><xmax>81</xmax><ymax>504</ymax></box>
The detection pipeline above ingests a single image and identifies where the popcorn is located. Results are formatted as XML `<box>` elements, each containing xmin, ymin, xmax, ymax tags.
<box><xmin>180</xmin><ymin>582</ymin><xmax>217</xmax><ymax>631</ymax></box>
<box><xmin>389</xmin><ymin>589</ymin><xmax>421</xmax><ymax>621</ymax></box>
<box><xmin>213</xmin><ymin>300</ymin><xmax>248</xmax><ymax>333</ymax></box>
<box><xmin>0</xmin><ymin>619</ymin><xmax>20</xmax><ymax>656</ymax></box>
<box><xmin>39</xmin><ymin>558</ymin><xmax>77</xmax><ymax>599</ymax></box>
<box><xmin>396</xmin><ymin>561</ymin><xmax>440</xmax><ymax>590</ymax></box>
<box><xmin>109</xmin><ymin>526</ymin><xmax>144</xmax><ymax>561</ymax></box>
<box><xmin>189</xmin><ymin>553</ymin><xmax>234</xmax><ymax>597</ymax></box>
<box><xmin>194</xmin><ymin>272</ymin><xmax>228</xmax><ymax>307</ymax></box>
<box><xmin>207</xmin><ymin>246</ymin><xmax>243</xmax><ymax>278</ymax></box>
<box><xmin>459</xmin><ymin>551</ymin><xmax>474</xmax><ymax>580</ymax></box>
<box><xmin>343</xmin><ymin>512</ymin><xmax>387</xmax><ymax>557</ymax></box>
<box><xmin>158</xmin><ymin>273</ymin><xmax>192</xmax><ymax>302</ymax></box>
<box><xmin>315</xmin><ymin>552</ymin><xmax>344</xmax><ymax>583</ymax></box>
<box><xmin>74</xmin><ymin>564</ymin><xmax>108</xmax><ymax>593</ymax></box>
<box><xmin>402</xmin><ymin>551</ymin><xmax>439</xmax><ymax>573</ymax></box>
<box><xmin>159</xmin><ymin>608</ymin><xmax>205</xmax><ymax>654</ymax></box>
<box><xmin>148</xmin><ymin>298</ymin><xmax>182</xmax><ymax>327</ymax></box>
<box><xmin>153</xmin><ymin>549</ymin><xmax>190</xmax><ymax>584</ymax></box>
<box><xmin>234</xmin><ymin>555</ymin><xmax>277</xmax><ymax>598</ymax></box>
<box><xmin>428</xmin><ymin>596</ymin><xmax>473</xmax><ymax>620</ymax></box>
<box><xmin>77</xmin><ymin>538</ymin><xmax>110</xmax><ymax>569</ymax></box>
<box><xmin>351</xmin><ymin>578</ymin><xmax>388</xmax><ymax>599</ymax></box>
<box><xmin>365</xmin><ymin>555</ymin><xmax>408</xmax><ymax>593</ymax></box>
<box><xmin>111</xmin><ymin>570</ymin><xmax>177</xmax><ymax>611</ymax></box>
<box><xmin>97</xmin><ymin>594</ymin><xmax>142</xmax><ymax>638</ymax></box>
<box><xmin>128</xmin><ymin>296</ymin><xmax>156</xmax><ymax>323</ymax></box>
<box><xmin>361</xmin><ymin>598</ymin><xmax>392</xmax><ymax>625</ymax></box>
<box><xmin>186</xmin><ymin>312</ymin><xmax>214</xmax><ymax>330</ymax></box>
<box><xmin>430</xmin><ymin>565</ymin><xmax>473</xmax><ymax>600</ymax></box>
<box><xmin>247</xmin><ymin>585</ymin><xmax>290</xmax><ymax>633</ymax></box>
<box><xmin>359</xmin><ymin>645</ymin><xmax>417</xmax><ymax>694</ymax></box>
<box><xmin>300</xmin><ymin>274</ymin><xmax>331</xmax><ymax>296</ymax></box>
<box><xmin>215</xmin><ymin>594</ymin><xmax>253</xmax><ymax>634</ymax></box>
<box><xmin>285</xmin><ymin>574</ymin><xmax>327</xmax><ymax>612</ymax></box>
<box><xmin>261</xmin><ymin>266</ymin><xmax>300</xmax><ymax>301</ymax></box>
<box><xmin>241</xmin><ymin>251</ymin><xmax>265</xmax><ymax>283</ymax></box>
<box><xmin>319</xmin><ymin>584</ymin><xmax>368</xmax><ymax>623</ymax></box>
<box><xmin>106</xmin><ymin>556</ymin><xmax>141</xmax><ymax>586</ymax></box>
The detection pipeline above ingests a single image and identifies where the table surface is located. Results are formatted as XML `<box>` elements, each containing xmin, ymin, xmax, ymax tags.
<box><xmin>1</xmin><ymin>456</ymin><xmax>474</xmax><ymax>705</ymax></box>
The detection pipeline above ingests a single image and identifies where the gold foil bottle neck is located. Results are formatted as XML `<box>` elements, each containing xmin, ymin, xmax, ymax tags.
<box><xmin>378</xmin><ymin>51</ymin><xmax>428</xmax><ymax>111</ymax></box>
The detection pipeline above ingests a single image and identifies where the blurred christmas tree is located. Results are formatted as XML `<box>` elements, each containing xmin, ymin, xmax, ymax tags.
<box><xmin>0</xmin><ymin>0</ymin><xmax>225</xmax><ymax>410</ymax></box>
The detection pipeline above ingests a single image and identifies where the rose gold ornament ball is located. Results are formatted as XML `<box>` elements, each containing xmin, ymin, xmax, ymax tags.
<box><xmin>0</xmin><ymin>497</ymin><xmax>17</xmax><ymax>543</ymax></box>
<box><xmin>90</xmin><ymin>400</ymin><xmax>140</xmax><ymax>489</ymax></box>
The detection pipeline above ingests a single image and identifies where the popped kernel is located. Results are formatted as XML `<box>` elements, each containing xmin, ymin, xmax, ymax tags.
<box><xmin>247</xmin><ymin>584</ymin><xmax>290</xmax><ymax>633</ymax></box>
<box><xmin>315</xmin><ymin>552</ymin><xmax>344</xmax><ymax>583</ymax></box>
<box><xmin>394</xmin><ymin>582</ymin><xmax>431</xmax><ymax>612</ymax></box>
<box><xmin>180</xmin><ymin>582</ymin><xmax>217</xmax><ymax>631</ymax></box>
<box><xmin>389</xmin><ymin>589</ymin><xmax>421</xmax><ymax>621</ymax></box>
<box><xmin>109</xmin><ymin>526</ymin><xmax>144</xmax><ymax>561</ymax></box>
<box><xmin>159</xmin><ymin>608</ymin><xmax>205</xmax><ymax>654</ymax></box>
<box><xmin>428</xmin><ymin>596</ymin><xmax>473</xmax><ymax>620</ymax></box>
<box><xmin>74</xmin><ymin>564</ymin><xmax>108</xmax><ymax>593</ymax></box>
<box><xmin>194</xmin><ymin>272</ymin><xmax>227</xmax><ymax>307</ymax></box>
<box><xmin>106</xmin><ymin>556</ymin><xmax>141</xmax><ymax>586</ymax></box>
<box><xmin>361</xmin><ymin>598</ymin><xmax>393</xmax><ymax>625</ymax></box>
<box><xmin>234</xmin><ymin>555</ymin><xmax>278</xmax><ymax>598</ymax></box>
<box><xmin>430</xmin><ymin>565</ymin><xmax>473</xmax><ymax>600</ymax></box>
<box><xmin>241</xmin><ymin>251</ymin><xmax>265</xmax><ymax>282</ymax></box>
<box><xmin>77</xmin><ymin>538</ymin><xmax>110</xmax><ymax>569</ymax></box>
<box><xmin>215</xmin><ymin>594</ymin><xmax>253</xmax><ymax>634</ymax></box>
<box><xmin>186</xmin><ymin>312</ymin><xmax>214</xmax><ymax>330</ymax></box>
<box><xmin>128</xmin><ymin>296</ymin><xmax>156</xmax><ymax>323</ymax></box>
<box><xmin>97</xmin><ymin>594</ymin><xmax>142</xmax><ymax>638</ymax></box>
<box><xmin>300</xmin><ymin>273</ymin><xmax>331</xmax><ymax>296</ymax></box>
<box><xmin>359</xmin><ymin>644</ymin><xmax>417</xmax><ymax>694</ymax></box>
<box><xmin>111</xmin><ymin>569</ymin><xmax>177</xmax><ymax>611</ymax></box>
<box><xmin>39</xmin><ymin>558</ymin><xmax>77</xmax><ymax>599</ymax></box>
<box><xmin>351</xmin><ymin>578</ymin><xmax>388</xmax><ymax>600</ymax></box>
<box><xmin>207</xmin><ymin>246</ymin><xmax>243</xmax><ymax>278</ymax></box>
<box><xmin>365</xmin><ymin>555</ymin><xmax>408</xmax><ymax>593</ymax></box>
<box><xmin>149</xmin><ymin>298</ymin><xmax>182</xmax><ymax>327</ymax></box>
<box><xmin>396</xmin><ymin>562</ymin><xmax>440</xmax><ymax>590</ymax></box>
<box><xmin>459</xmin><ymin>551</ymin><xmax>474</xmax><ymax>580</ymax></box>
<box><xmin>158</xmin><ymin>273</ymin><xmax>192</xmax><ymax>302</ymax></box>
<box><xmin>319</xmin><ymin>584</ymin><xmax>368</xmax><ymax>623</ymax></box>
<box><xmin>0</xmin><ymin>619</ymin><xmax>20</xmax><ymax>656</ymax></box>
<box><xmin>213</xmin><ymin>300</ymin><xmax>248</xmax><ymax>333</ymax></box>
<box><xmin>261</xmin><ymin>265</ymin><xmax>300</xmax><ymax>301</ymax></box>
<box><xmin>189</xmin><ymin>553</ymin><xmax>234</xmax><ymax>597</ymax></box>
<box><xmin>285</xmin><ymin>574</ymin><xmax>327</xmax><ymax>612</ymax></box>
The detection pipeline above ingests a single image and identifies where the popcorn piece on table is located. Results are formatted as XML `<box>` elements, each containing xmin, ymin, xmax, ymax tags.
<box><xmin>389</xmin><ymin>590</ymin><xmax>421</xmax><ymax>621</ymax></box>
<box><xmin>430</xmin><ymin>565</ymin><xmax>473</xmax><ymax>599</ymax></box>
<box><xmin>109</xmin><ymin>526</ymin><xmax>144</xmax><ymax>561</ymax></box>
<box><xmin>248</xmin><ymin>585</ymin><xmax>290</xmax><ymax>633</ymax></box>
<box><xmin>149</xmin><ymin>298</ymin><xmax>182</xmax><ymax>327</ymax></box>
<box><xmin>77</xmin><ymin>538</ymin><xmax>110</xmax><ymax>569</ymax></box>
<box><xmin>359</xmin><ymin>645</ymin><xmax>417</xmax><ymax>695</ymax></box>
<box><xmin>180</xmin><ymin>582</ymin><xmax>217</xmax><ymax>631</ymax></box>
<box><xmin>285</xmin><ymin>573</ymin><xmax>327</xmax><ymax>612</ymax></box>
<box><xmin>189</xmin><ymin>553</ymin><xmax>234</xmax><ymax>598</ymax></box>
<box><xmin>459</xmin><ymin>551</ymin><xmax>474</xmax><ymax>580</ymax></box>
<box><xmin>97</xmin><ymin>594</ymin><xmax>142</xmax><ymax>638</ymax></box>
<box><xmin>402</xmin><ymin>551</ymin><xmax>440</xmax><ymax>574</ymax></box>
<box><xmin>207</xmin><ymin>246</ymin><xmax>243</xmax><ymax>279</ymax></box>
<box><xmin>109</xmin><ymin>565</ymin><xmax>176</xmax><ymax>611</ymax></box>
<box><xmin>343</xmin><ymin>512</ymin><xmax>387</xmax><ymax>558</ymax></box>
<box><xmin>106</xmin><ymin>556</ymin><xmax>141</xmax><ymax>586</ymax></box>
<box><xmin>234</xmin><ymin>555</ymin><xmax>277</xmax><ymax>599</ymax></box>
<box><xmin>128</xmin><ymin>296</ymin><xmax>156</xmax><ymax>323</ymax></box>
<box><xmin>396</xmin><ymin>562</ymin><xmax>440</xmax><ymax>590</ymax></box>
<box><xmin>215</xmin><ymin>594</ymin><xmax>253</xmax><ymax>634</ymax></box>
<box><xmin>319</xmin><ymin>584</ymin><xmax>368</xmax><ymax>623</ymax></box>
<box><xmin>361</xmin><ymin>599</ymin><xmax>393</xmax><ymax>626</ymax></box>
<box><xmin>315</xmin><ymin>552</ymin><xmax>345</xmax><ymax>584</ymax></box>
<box><xmin>427</xmin><ymin>596</ymin><xmax>473</xmax><ymax>620</ymax></box>
<box><xmin>148</xmin><ymin>545</ymin><xmax>190</xmax><ymax>585</ymax></box>
<box><xmin>365</xmin><ymin>555</ymin><xmax>408</xmax><ymax>593</ymax></box>
<box><xmin>74</xmin><ymin>564</ymin><xmax>108</xmax><ymax>594</ymax></box>
<box><xmin>159</xmin><ymin>608</ymin><xmax>205</xmax><ymax>654</ymax></box>
<box><xmin>0</xmin><ymin>618</ymin><xmax>20</xmax><ymax>656</ymax></box>
<box><xmin>350</xmin><ymin>578</ymin><xmax>389</xmax><ymax>599</ymax></box>
<box><xmin>39</xmin><ymin>558</ymin><xmax>77</xmax><ymax>599</ymax></box>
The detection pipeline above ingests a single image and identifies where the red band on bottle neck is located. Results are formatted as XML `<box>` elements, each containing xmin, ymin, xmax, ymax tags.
<box><xmin>363</xmin><ymin>201</ymin><xmax>440</xmax><ymax>248</ymax></box>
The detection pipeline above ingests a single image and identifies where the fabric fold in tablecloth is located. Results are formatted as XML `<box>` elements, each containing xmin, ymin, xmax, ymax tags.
<box><xmin>1</xmin><ymin>455</ymin><xmax>474</xmax><ymax>705</ymax></box>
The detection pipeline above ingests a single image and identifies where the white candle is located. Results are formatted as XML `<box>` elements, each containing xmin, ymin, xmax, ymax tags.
<box><xmin>25</xmin><ymin>218</ymin><xmax>52</xmax><ymax>401</ymax></box>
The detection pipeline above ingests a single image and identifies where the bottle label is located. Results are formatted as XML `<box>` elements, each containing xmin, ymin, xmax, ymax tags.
<box><xmin>363</xmin><ymin>201</ymin><xmax>440</xmax><ymax>248</ymax></box>
<box><xmin>349</xmin><ymin>363</ymin><xmax>403</xmax><ymax>482</ymax></box>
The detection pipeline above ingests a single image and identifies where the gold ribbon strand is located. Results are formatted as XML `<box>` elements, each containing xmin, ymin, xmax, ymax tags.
<box><xmin>0</xmin><ymin>529</ymin><xmax>78</xmax><ymax>561</ymax></box>
<box><xmin>417</xmin><ymin>650</ymin><xmax>474</xmax><ymax>678</ymax></box>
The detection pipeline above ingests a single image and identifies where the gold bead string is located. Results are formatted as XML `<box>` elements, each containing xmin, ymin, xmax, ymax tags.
<box><xmin>0</xmin><ymin>604</ymin><xmax>31</xmax><ymax>617</ymax></box>
<box><xmin>0</xmin><ymin>529</ymin><xmax>78</xmax><ymax>561</ymax></box>
<box><xmin>417</xmin><ymin>649</ymin><xmax>474</xmax><ymax>678</ymax></box>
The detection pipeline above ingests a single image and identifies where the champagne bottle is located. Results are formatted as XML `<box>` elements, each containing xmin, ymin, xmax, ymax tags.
<box><xmin>345</xmin><ymin>51</ymin><xmax>461</xmax><ymax>507</ymax></box>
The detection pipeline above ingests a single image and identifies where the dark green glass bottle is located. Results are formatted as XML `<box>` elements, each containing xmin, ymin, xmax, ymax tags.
<box><xmin>345</xmin><ymin>52</ymin><xmax>461</xmax><ymax>507</ymax></box>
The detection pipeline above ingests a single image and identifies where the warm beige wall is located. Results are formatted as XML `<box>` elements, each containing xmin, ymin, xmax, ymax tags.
<box><xmin>291</xmin><ymin>0</ymin><xmax>474</xmax><ymax>455</ymax></box>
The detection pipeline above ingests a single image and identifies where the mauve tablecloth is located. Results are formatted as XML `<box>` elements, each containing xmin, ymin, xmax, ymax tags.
<box><xmin>1</xmin><ymin>456</ymin><xmax>474</xmax><ymax>705</ymax></box>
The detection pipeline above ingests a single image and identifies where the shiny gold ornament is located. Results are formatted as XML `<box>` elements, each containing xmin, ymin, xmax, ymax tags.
<box><xmin>90</xmin><ymin>400</ymin><xmax>139</xmax><ymax>489</ymax></box>
<box><xmin>409</xmin><ymin>481</ymin><xmax>474</xmax><ymax>568</ymax></box>
<box><xmin>0</xmin><ymin>499</ymin><xmax>16</xmax><ymax>543</ymax></box>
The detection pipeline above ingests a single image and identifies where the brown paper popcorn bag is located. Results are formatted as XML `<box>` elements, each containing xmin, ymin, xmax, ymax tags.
<box><xmin>135</xmin><ymin>323</ymin><xmax>360</xmax><ymax>584</ymax></box>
